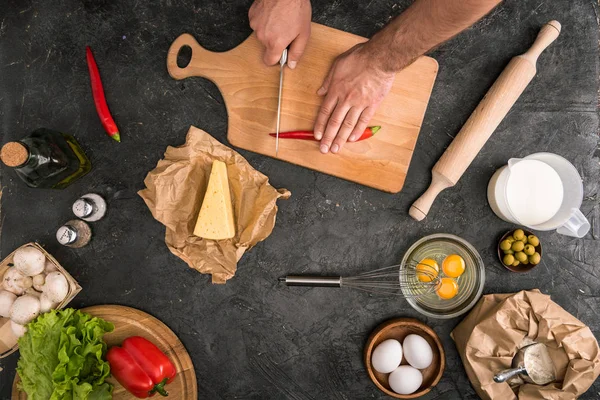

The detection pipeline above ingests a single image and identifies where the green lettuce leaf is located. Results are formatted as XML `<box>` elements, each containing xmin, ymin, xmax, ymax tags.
<box><xmin>16</xmin><ymin>308</ymin><xmax>114</xmax><ymax>400</ymax></box>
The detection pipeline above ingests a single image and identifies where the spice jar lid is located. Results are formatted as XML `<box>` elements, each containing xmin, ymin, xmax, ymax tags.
<box><xmin>1</xmin><ymin>142</ymin><xmax>28</xmax><ymax>167</ymax></box>
<box><xmin>73</xmin><ymin>198</ymin><xmax>94</xmax><ymax>218</ymax></box>
<box><xmin>56</xmin><ymin>225</ymin><xmax>78</xmax><ymax>245</ymax></box>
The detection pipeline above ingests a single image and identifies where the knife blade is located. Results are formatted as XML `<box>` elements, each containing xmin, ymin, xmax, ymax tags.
<box><xmin>275</xmin><ymin>49</ymin><xmax>288</xmax><ymax>156</ymax></box>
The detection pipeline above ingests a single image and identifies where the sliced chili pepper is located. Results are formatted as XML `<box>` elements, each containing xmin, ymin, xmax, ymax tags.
<box><xmin>107</xmin><ymin>336</ymin><xmax>176</xmax><ymax>398</ymax></box>
<box><xmin>86</xmin><ymin>46</ymin><xmax>121</xmax><ymax>142</ymax></box>
<box><xmin>269</xmin><ymin>126</ymin><xmax>380</xmax><ymax>142</ymax></box>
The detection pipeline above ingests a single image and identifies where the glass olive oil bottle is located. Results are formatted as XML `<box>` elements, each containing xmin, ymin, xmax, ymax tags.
<box><xmin>0</xmin><ymin>128</ymin><xmax>91</xmax><ymax>189</ymax></box>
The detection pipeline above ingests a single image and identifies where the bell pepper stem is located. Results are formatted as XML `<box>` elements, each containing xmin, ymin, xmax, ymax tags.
<box><xmin>150</xmin><ymin>377</ymin><xmax>170</xmax><ymax>397</ymax></box>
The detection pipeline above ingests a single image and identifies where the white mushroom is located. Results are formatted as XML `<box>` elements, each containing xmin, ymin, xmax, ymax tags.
<box><xmin>32</xmin><ymin>274</ymin><xmax>46</xmax><ymax>291</ymax></box>
<box><xmin>13</xmin><ymin>247</ymin><xmax>46</xmax><ymax>276</ymax></box>
<box><xmin>11</xmin><ymin>321</ymin><xmax>27</xmax><ymax>338</ymax></box>
<box><xmin>44</xmin><ymin>260</ymin><xmax>57</xmax><ymax>274</ymax></box>
<box><xmin>43</xmin><ymin>272</ymin><xmax>69</xmax><ymax>303</ymax></box>
<box><xmin>3</xmin><ymin>268</ymin><xmax>32</xmax><ymax>295</ymax></box>
<box><xmin>0</xmin><ymin>290</ymin><xmax>17</xmax><ymax>317</ymax></box>
<box><xmin>40</xmin><ymin>292</ymin><xmax>58</xmax><ymax>313</ymax></box>
<box><xmin>9</xmin><ymin>295</ymin><xmax>41</xmax><ymax>325</ymax></box>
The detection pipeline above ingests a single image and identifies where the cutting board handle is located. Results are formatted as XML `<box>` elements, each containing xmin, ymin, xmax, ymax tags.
<box><xmin>167</xmin><ymin>34</ymin><xmax>219</xmax><ymax>81</ymax></box>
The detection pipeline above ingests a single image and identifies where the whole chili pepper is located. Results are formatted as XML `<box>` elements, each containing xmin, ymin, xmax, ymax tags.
<box><xmin>106</xmin><ymin>336</ymin><xmax>177</xmax><ymax>398</ymax></box>
<box><xmin>86</xmin><ymin>46</ymin><xmax>121</xmax><ymax>142</ymax></box>
<box><xmin>269</xmin><ymin>126</ymin><xmax>380</xmax><ymax>142</ymax></box>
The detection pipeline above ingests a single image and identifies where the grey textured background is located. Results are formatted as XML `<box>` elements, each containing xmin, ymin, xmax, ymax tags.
<box><xmin>1</xmin><ymin>0</ymin><xmax>599</xmax><ymax>399</ymax></box>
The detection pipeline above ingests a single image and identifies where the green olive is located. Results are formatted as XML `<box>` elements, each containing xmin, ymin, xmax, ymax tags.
<box><xmin>515</xmin><ymin>251</ymin><xmax>528</xmax><ymax>262</ymax></box>
<box><xmin>524</xmin><ymin>244</ymin><xmax>535</xmax><ymax>256</ymax></box>
<box><xmin>512</xmin><ymin>241</ymin><xmax>525</xmax><ymax>252</ymax></box>
<box><xmin>503</xmin><ymin>254</ymin><xmax>515</xmax><ymax>266</ymax></box>
<box><xmin>513</xmin><ymin>229</ymin><xmax>525</xmax><ymax>240</ymax></box>
<box><xmin>528</xmin><ymin>235</ymin><xmax>540</xmax><ymax>247</ymax></box>
<box><xmin>512</xmin><ymin>260</ymin><xmax>520</xmax><ymax>267</ymax></box>
<box><xmin>500</xmin><ymin>240</ymin><xmax>512</xmax><ymax>251</ymax></box>
<box><xmin>504</xmin><ymin>249</ymin><xmax>514</xmax><ymax>255</ymax></box>
<box><xmin>529</xmin><ymin>252</ymin><xmax>541</xmax><ymax>265</ymax></box>
<box><xmin>521</xmin><ymin>258</ymin><xmax>529</xmax><ymax>265</ymax></box>
<box><xmin>506</xmin><ymin>236</ymin><xmax>516</xmax><ymax>244</ymax></box>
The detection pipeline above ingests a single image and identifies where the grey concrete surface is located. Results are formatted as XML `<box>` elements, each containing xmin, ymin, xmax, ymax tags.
<box><xmin>0</xmin><ymin>0</ymin><xmax>599</xmax><ymax>399</ymax></box>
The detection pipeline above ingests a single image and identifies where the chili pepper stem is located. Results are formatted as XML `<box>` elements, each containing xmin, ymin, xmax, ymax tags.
<box><xmin>370</xmin><ymin>126</ymin><xmax>381</xmax><ymax>135</ymax></box>
<box><xmin>112</xmin><ymin>132</ymin><xmax>121</xmax><ymax>142</ymax></box>
<box><xmin>149</xmin><ymin>377</ymin><xmax>170</xmax><ymax>397</ymax></box>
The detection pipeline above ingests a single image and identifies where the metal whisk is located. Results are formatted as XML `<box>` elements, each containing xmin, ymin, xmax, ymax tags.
<box><xmin>279</xmin><ymin>261</ymin><xmax>441</xmax><ymax>297</ymax></box>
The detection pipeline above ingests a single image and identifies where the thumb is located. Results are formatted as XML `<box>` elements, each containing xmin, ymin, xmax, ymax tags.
<box><xmin>287</xmin><ymin>28</ymin><xmax>310</xmax><ymax>70</ymax></box>
<box><xmin>263</xmin><ymin>44</ymin><xmax>286</xmax><ymax>66</ymax></box>
<box><xmin>317</xmin><ymin>66</ymin><xmax>333</xmax><ymax>96</ymax></box>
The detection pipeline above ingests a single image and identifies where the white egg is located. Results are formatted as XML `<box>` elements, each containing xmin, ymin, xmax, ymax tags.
<box><xmin>403</xmin><ymin>334</ymin><xmax>433</xmax><ymax>369</ymax></box>
<box><xmin>389</xmin><ymin>365</ymin><xmax>423</xmax><ymax>395</ymax></box>
<box><xmin>371</xmin><ymin>339</ymin><xmax>402</xmax><ymax>374</ymax></box>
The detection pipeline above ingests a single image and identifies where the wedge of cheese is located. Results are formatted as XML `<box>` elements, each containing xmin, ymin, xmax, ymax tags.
<box><xmin>194</xmin><ymin>160</ymin><xmax>235</xmax><ymax>240</ymax></box>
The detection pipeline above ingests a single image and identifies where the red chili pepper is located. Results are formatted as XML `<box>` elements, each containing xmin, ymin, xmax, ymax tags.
<box><xmin>106</xmin><ymin>336</ymin><xmax>176</xmax><ymax>398</ymax></box>
<box><xmin>269</xmin><ymin>126</ymin><xmax>380</xmax><ymax>141</ymax></box>
<box><xmin>86</xmin><ymin>46</ymin><xmax>121</xmax><ymax>142</ymax></box>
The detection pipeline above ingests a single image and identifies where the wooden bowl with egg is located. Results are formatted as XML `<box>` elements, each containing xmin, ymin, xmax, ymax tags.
<box><xmin>364</xmin><ymin>318</ymin><xmax>445</xmax><ymax>399</ymax></box>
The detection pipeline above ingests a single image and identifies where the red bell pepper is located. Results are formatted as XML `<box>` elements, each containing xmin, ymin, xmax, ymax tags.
<box><xmin>269</xmin><ymin>126</ymin><xmax>380</xmax><ymax>141</ymax></box>
<box><xmin>107</xmin><ymin>336</ymin><xmax>176</xmax><ymax>398</ymax></box>
<box><xmin>86</xmin><ymin>46</ymin><xmax>121</xmax><ymax>142</ymax></box>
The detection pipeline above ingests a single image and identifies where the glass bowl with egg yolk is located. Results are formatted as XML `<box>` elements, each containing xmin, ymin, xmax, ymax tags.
<box><xmin>401</xmin><ymin>234</ymin><xmax>485</xmax><ymax>319</ymax></box>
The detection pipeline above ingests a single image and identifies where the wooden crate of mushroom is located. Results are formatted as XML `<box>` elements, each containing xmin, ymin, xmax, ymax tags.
<box><xmin>0</xmin><ymin>243</ymin><xmax>81</xmax><ymax>358</ymax></box>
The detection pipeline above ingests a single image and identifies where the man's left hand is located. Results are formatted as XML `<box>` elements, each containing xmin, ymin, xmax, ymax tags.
<box><xmin>314</xmin><ymin>43</ymin><xmax>395</xmax><ymax>154</ymax></box>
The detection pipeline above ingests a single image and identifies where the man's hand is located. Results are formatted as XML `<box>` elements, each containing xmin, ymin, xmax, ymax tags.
<box><xmin>313</xmin><ymin>0</ymin><xmax>502</xmax><ymax>154</ymax></box>
<box><xmin>249</xmin><ymin>0</ymin><xmax>311</xmax><ymax>69</ymax></box>
<box><xmin>314</xmin><ymin>43</ymin><xmax>395</xmax><ymax>154</ymax></box>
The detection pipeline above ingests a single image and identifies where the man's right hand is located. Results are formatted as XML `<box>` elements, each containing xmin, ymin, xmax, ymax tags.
<box><xmin>249</xmin><ymin>0</ymin><xmax>311</xmax><ymax>69</ymax></box>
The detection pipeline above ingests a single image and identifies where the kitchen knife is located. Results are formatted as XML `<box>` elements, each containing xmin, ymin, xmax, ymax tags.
<box><xmin>275</xmin><ymin>49</ymin><xmax>288</xmax><ymax>156</ymax></box>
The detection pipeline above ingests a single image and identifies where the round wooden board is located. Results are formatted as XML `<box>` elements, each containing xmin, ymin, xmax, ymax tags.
<box><xmin>12</xmin><ymin>305</ymin><xmax>197</xmax><ymax>400</ymax></box>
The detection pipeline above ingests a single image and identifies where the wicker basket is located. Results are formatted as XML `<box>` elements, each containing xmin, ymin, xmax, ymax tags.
<box><xmin>0</xmin><ymin>243</ymin><xmax>82</xmax><ymax>358</ymax></box>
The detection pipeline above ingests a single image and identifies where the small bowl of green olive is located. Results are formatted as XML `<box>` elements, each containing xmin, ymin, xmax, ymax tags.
<box><xmin>497</xmin><ymin>229</ymin><xmax>542</xmax><ymax>273</ymax></box>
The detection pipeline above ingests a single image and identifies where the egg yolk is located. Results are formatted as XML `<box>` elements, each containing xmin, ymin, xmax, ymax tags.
<box><xmin>416</xmin><ymin>258</ymin><xmax>439</xmax><ymax>282</ymax></box>
<box><xmin>436</xmin><ymin>277</ymin><xmax>459</xmax><ymax>299</ymax></box>
<box><xmin>442</xmin><ymin>254</ymin><xmax>466</xmax><ymax>278</ymax></box>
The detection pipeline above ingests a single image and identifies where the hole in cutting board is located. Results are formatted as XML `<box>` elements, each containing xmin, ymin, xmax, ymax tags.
<box><xmin>177</xmin><ymin>45</ymin><xmax>192</xmax><ymax>68</ymax></box>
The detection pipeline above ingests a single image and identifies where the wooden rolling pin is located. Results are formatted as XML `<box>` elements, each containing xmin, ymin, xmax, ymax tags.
<box><xmin>409</xmin><ymin>21</ymin><xmax>561</xmax><ymax>221</ymax></box>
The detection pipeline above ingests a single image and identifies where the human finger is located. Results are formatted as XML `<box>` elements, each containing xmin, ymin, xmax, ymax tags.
<box><xmin>349</xmin><ymin>106</ymin><xmax>376</xmax><ymax>142</ymax></box>
<box><xmin>313</xmin><ymin>93</ymin><xmax>337</xmax><ymax>141</ymax></box>
<box><xmin>320</xmin><ymin>102</ymin><xmax>351</xmax><ymax>154</ymax></box>
<box><xmin>287</xmin><ymin>26</ymin><xmax>310</xmax><ymax>69</ymax></box>
<box><xmin>331</xmin><ymin>107</ymin><xmax>363</xmax><ymax>153</ymax></box>
<box><xmin>317</xmin><ymin>62</ymin><xmax>335</xmax><ymax>96</ymax></box>
<box><xmin>263</xmin><ymin>38</ymin><xmax>288</xmax><ymax>66</ymax></box>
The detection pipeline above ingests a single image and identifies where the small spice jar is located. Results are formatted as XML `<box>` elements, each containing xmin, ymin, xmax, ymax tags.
<box><xmin>72</xmin><ymin>193</ymin><xmax>107</xmax><ymax>222</ymax></box>
<box><xmin>56</xmin><ymin>220</ymin><xmax>92</xmax><ymax>248</ymax></box>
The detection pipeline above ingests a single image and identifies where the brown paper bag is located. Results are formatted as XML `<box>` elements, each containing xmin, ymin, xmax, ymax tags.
<box><xmin>139</xmin><ymin>126</ymin><xmax>290</xmax><ymax>284</ymax></box>
<box><xmin>451</xmin><ymin>290</ymin><xmax>600</xmax><ymax>399</ymax></box>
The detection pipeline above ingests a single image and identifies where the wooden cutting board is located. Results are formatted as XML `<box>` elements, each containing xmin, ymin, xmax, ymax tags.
<box><xmin>167</xmin><ymin>23</ymin><xmax>438</xmax><ymax>193</ymax></box>
<box><xmin>12</xmin><ymin>305</ymin><xmax>197</xmax><ymax>400</ymax></box>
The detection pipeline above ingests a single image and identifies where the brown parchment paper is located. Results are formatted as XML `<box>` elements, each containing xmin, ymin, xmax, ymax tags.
<box><xmin>139</xmin><ymin>126</ymin><xmax>290</xmax><ymax>284</ymax></box>
<box><xmin>451</xmin><ymin>290</ymin><xmax>600</xmax><ymax>399</ymax></box>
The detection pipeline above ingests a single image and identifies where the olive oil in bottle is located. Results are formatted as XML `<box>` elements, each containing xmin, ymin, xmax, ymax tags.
<box><xmin>0</xmin><ymin>128</ymin><xmax>91</xmax><ymax>189</ymax></box>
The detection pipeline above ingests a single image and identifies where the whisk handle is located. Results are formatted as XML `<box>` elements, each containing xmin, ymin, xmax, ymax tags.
<box><xmin>279</xmin><ymin>276</ymin><xmax>342</xmax><ymax>287</ymax></box>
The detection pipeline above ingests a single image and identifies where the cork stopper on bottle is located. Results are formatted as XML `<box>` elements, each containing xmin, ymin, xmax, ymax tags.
<box><xmin>1</xmin><ymin>142</ymin><xmax>29</xmax><ymax>167</ymax></box>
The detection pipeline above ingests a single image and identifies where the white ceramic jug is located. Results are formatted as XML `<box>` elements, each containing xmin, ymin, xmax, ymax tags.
<box><xmin>487</xmin><ymin>152</ymin><xmax>590</xmax><ymax>238</ymax></box>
